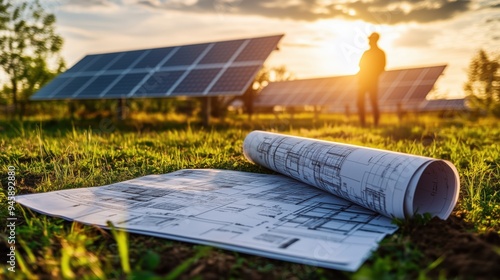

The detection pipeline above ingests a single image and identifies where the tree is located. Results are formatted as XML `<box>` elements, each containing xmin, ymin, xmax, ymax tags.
<box><xmin>464</xmin><ymin>49</ymin><xmax>500</xmax><ymax>117</ymax></box>
<box><xmin>0</xmin><ymin>0</ymin><xmax>65</xmax><ymax>118</ymax></box>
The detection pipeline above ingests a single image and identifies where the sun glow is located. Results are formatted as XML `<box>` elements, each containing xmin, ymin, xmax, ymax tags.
<box><xmin>296</xmin><ymin>20</ymin><xmax>373</xmax><ymax>77</ymax></box>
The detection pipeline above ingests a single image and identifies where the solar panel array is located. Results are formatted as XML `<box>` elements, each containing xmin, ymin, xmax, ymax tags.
<box><xmin>255</xmin><ymin>65</ymin><xmax>446</xmax><ymax>113</ymax></box>
<box><xmin>419</xmin><ymin>98</ymin><xmax>468</xmax><ymax>112</ymax></box>
<box><xmin>32</xmin><ymin>35</ymin><xmax>284</xmax><ymax>100</ymax></box>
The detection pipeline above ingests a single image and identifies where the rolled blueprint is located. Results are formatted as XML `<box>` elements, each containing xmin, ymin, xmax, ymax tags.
<box><xmin>243</xmin><ymin>130</ymin><xmax>460</xmax><ymax>219</ymax></box>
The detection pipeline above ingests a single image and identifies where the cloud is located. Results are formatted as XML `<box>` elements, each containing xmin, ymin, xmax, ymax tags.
<box><xmin>64</xmin><ymin>0</ymin><xmax>114</xmax><ymax>7</ymax></box>
<box><xmin>132</xmin><ymin>0</ymin><xmax>473</xmax><ymax>24</ymax></box>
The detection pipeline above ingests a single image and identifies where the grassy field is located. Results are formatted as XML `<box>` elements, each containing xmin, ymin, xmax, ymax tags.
<box><xmin>1</xmin><ymin>112</ymin><xmax>499</xmax><ymax>279</ymax></box>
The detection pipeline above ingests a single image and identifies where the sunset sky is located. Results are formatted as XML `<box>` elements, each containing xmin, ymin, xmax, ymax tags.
<box><xmin>45</xmin><ymin>0</ymin><xmax>499</xmax><ymax>99</ymax></box>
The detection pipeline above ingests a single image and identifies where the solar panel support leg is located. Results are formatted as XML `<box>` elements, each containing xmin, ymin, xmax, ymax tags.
<box><xmin>202</xmin><ymin>97</ymin><xmax>211</xmax><ymax>126</ymax></box>
<box><xmin>117</xmin><ymin>98</ymin><xmax>127</xmax><ymax>121</ymax></box>
<box><xmin>68</xmin><ymin>101</ymin><xmax>76</xmax><ymax>120</ymax></box>
<box><xmin>397</xmin><ymin>103</ymin><xmax>404</xmax><ymax>123</ymax></box>
<box><xmin>313</xmin><ymin>106</ymin><xmax>320</xmax><ymax>124</ymax></box>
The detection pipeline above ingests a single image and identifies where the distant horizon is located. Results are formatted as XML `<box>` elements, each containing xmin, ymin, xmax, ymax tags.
<box><xmin>41</xmin><ymin>0</ymin><xmax>499</xmax><ymax>99</ymax></box>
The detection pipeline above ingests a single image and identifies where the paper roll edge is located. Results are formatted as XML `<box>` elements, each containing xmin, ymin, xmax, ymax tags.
<box><xmin>404</xmin><ymin>160</ymin><xmax>460</xmax><ymax>220</ymax></box>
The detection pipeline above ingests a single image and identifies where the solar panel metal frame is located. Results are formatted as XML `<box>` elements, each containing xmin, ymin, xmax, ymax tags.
<box><xmin>254</xmin><ymin>65</ymin><xmax>446</xmax><ymax>113</ymax></box>
<box><xmin>32</xmin><ymin>34</ymin><xmax>283</xmax><ymax>100</ymax></box>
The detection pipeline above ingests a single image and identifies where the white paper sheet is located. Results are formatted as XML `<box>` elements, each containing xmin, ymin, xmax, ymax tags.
<box><xmin>16</xmin><ymin>131</ymin><xmax>460</xmax><ymax>271</ymax></box>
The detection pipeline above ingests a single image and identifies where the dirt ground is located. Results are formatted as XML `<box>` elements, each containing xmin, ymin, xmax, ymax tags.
<box><xmin>408</xmin><ymin>213</ymin><xmax>500</xmax><ymax>279</ymax></box>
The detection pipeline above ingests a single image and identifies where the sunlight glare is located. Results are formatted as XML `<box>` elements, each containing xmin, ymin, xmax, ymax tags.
<box><xmin>304</xmin><ymin>20</ymin><xmax>406</xmax><ymax>78</ymax></box>
<box><xmin>306</xmin><ymin>20</ymin><xmax>378</xmax><ymax>76</ymax></box>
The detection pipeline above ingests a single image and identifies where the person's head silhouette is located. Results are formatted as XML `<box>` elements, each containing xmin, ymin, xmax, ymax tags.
<box><xmin>368</xmin><ymin>32</ymin><xmax>380</xmax><ymax>48</ymax></box>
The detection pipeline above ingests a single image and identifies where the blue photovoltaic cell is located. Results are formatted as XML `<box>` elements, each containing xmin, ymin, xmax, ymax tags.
<box><xmin>162</xmin><ymin>44</ymin><xmax>208</xmax><ymax>67</ymax></box>
<box><xmin>84</xmin><ymin>53</ymin><xmax>122</xmax><ymax>72</ymax></box>
<box><xmin>401</xmin><ymin>69</ymin><xmax>421</xmax><ymax>82</ymax></box>
<box><xmin>235</xmin><ymin>36</ymin><xmax>281</xmax><ymax>62</ymax></box>
<box><xmin>173</xmin><ymin>69</ymin><xmax>221</xmax><ymax>94</ymax></box>
<box><xmin>51</xmin><ymin>76</ymin><xmax>95</xmax><ymax>98</ymax></box>
<box><xmin>104</xmin><ymin>73</ymin><xmax>149</xmax><ymax>97</ymax></box>
<box><xmin>423</xmin><ymin>66</ymin><xmax>445</xmax><ymax>80</ymax></box>
<box><xmin>133</xmin><ymin>47</ymin><xmax>173</xmax><ymax>69</ymax></box>
<box><xmin>134</xmin><ymin>71</ymin><xmax>185</xmax><ymax>96</ymax></box>
<box><xmin>32</xmin><ymin>77</ymin><xmax>71</xmax><ymax>98</ymax></box>
<box><xmin>210</xmin><ymin>66</ymin><xmax>260</xmax><ymax>93</ymax></box>
<box><xmin>65</xmin><ymin>55</ymin><xmax>98</xmax><ymax>73</ymax></box>
<box><xmin>380</xmin><ymin>71</ymin><xmax>400</xmax><ymax>81</ymax></box>
<box><xmin>384</xmin><ymin>86</ymin><xmax>411</xmax><ymax>101</ymax></box>
<box><xmin>199</xmin><ymin>40</ymin><xmax>244</xmax><ymax>64</ymax></box>
<box><xmin>411</xmin><ymin>84</ymin><xmax>433</xmax><ymax>100</ymax></box>
<box><xmin>107</xmin><ymin>50</ymin><xmax>144</xmax><ymax>70</ymax></box>
<box><xmin>76</xmin><ymin>75</ymin><xmax>120</xmax><ymax>98</ymax></box>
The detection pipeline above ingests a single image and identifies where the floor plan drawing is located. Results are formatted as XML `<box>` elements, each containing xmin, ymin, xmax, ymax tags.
<box><xmin>255</xmin><ymin>135</ymin><xmax>356</xmax><ymax>196</ymax></box>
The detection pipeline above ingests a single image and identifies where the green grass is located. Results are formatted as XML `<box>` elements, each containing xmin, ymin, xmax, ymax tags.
<box><xmin>0</xmin><ymin>113</ymin><xmax>499</xmax><ymax>279</ymax></box>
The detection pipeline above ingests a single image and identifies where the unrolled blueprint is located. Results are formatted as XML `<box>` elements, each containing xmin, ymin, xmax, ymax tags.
<box><xmin>16</xmin><ymin>169</ymin><xmax>397</xmax><ymax>271</ymax></box>
<box><xmin>16</xmin><ymin>131</ymin><xmax>460</xmax><ymax>272</ymax></box>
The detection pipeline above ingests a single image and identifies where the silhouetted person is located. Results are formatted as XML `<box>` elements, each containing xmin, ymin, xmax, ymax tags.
<box><xmin>357</xmin><ymin>32</ymin><xmax>386</xmax><ymax>126</ymax></box>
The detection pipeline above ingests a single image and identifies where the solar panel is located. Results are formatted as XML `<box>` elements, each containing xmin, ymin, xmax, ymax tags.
<box><xmin>133</xmin><ymin>47</ymin><xmax>174</xmax><ymax>69</ymax></box>
<box><xmin>161</xmin><ymin>44</ymin><xmax>209</xmax><ymax>67</ymax></box>
<box><xmin>77</xmin><ymin>74</ymin><xmax>121</xmax><ymax>98</ymax></box>
<box><xmin>65</xmin><ymin>55</ymin><xmax>98</xmax><ymax>73</ymax></box>
<box><xmin>32</xmin><ymin>77</ymin><xmax>71</xmax><ymax>99</ymax></box>
<box><xmin>199</xmin><ymin>40</ymin><xmax>244</xmax><ymax>64</ymax></box>
<box><xmin>255</xmin><ymin>65</ymin><xmax>446</xmax><ymax>113</ymax></box>
<box><xmin>32</xmin><ymin>34</ymin><xmax>283</xmax><ymax>100</ymax></box>
<box><xmin>419</xmin><ymin>98</ymin><xmax>468</xmax><ymax>112</ymax></box>
<box><xmin>51</xmin><ymin>76</ymin><xmax>95</xmax><ymax>98</ymax></box>
<box><xmin>107</xmin><ymin>50</ymin><xmax>145</xmax><ymax>70</ymax></box>
<box><xmin>84</xmin><ymin>53</ymin><xmax>122</xmax><ymax>72</ymax></box>
<box><xmin>173</xmin><ymin>68</ymin><xmax>222</xmax><ymax>94</ymax></box>
<box><xmin>209</xmin><ymin>65</ymin><xmax>261</xmax><ymax>94</ymax></box>
<box><xmin>235</xmin><ymin>36</ymin><xmax>282</xmax><ymax>62</ymax></box>
<box><xmin>105</xmin><ymin>73</ymin><xmax>150</xmax><ymax>97</ymax></box>
<box><xmin>134</xmin><ymin>70</ymin><xmax>185</xmax><ymax>97</ymax></box>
